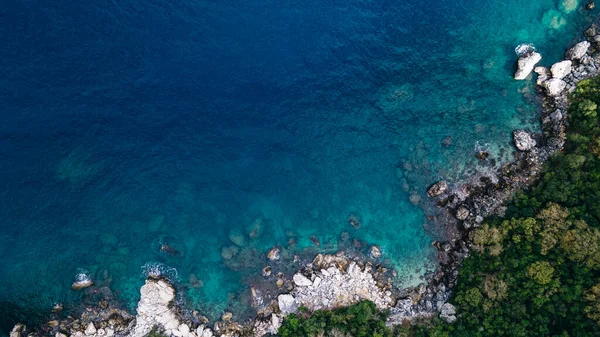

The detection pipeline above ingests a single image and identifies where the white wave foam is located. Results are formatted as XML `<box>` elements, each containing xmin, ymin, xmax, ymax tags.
<box><xmin>74</xmin><ymin>268</ymin><xmax>92</xmax><ymax>282</ymax></box>
<box><xmin>141</xmin><ymin>262</ymin><xmax>179</xmax><ymax>281</ymax></box>
<box><xmin>515</xmin><ymin>43</ymin><xmax>535</xmax><ymax>56</ymax></box>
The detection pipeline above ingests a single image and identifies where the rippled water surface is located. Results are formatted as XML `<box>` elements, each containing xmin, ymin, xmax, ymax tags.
<box><xmin>0</xmin><ymin>0</ymin><xmax>596</xmax><ymax>332</ymax></box>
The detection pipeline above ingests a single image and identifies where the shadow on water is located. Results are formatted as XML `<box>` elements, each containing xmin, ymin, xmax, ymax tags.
<box><xmin>0</xmin><ymin>300</ymin><xmax>48</xmax><ymax>336</ymax></box>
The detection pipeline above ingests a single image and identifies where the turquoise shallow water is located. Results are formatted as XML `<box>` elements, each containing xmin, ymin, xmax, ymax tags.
<box><xmin>0</xmin><ymin>0</ymin><xmax>597</xmax><ymax>332</ymax></box>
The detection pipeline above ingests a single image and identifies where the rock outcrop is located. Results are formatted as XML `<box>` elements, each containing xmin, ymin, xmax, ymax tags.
<box><xmin>131</xmin><ymin>278</ymin><xmax>180</xmax><ymax>337</ymax></box>
<box><xmin>72</xmin><ymin>272</ymin><xmax>94</xmax><ymax>290</ymax></box>
<box><xmin>427</xmin><ymin>181</ymin><xmax>447</xmax><ymax>197</ymax></box>
<box><xmin>514</xmin><ymin>52</ymin><xmax>542</xmax><ymax>80</ymax></box>
<box><xmin>544</xmin><ymin>78</ymin><xmax>567</xmax><ymax>96</ymax></box>
<box><xmin>290</xmin><ymin>256</ymin><xmax>393</xmax><ymax>311</ymax></box>
<box><xmin>513</xmin><ymin>130</ymin><xmax>536</xmax><ymax>151</ymax></box>
<box><xmin>566</xmin><ymin>41</ymin><xmax>590</xmax><ymax>60</ymax></box>
<box><xmin>277</xmin><ymin>294</ymin><xmax>298</xmax><ymax>315</ymax></box>
<box><xmin>534</xmin><ymin>66</ymin><xmax>550</xmax><ymax>86</ymax></box>
<box><xmin>550</xmin><ymin>60</ymin><xmax>572</xmax><ymax>79</ymax></box>
<box><xmin>439</xmin><ymin>303</ymin><xmax>457</xmax><ymax>323</ymax></box>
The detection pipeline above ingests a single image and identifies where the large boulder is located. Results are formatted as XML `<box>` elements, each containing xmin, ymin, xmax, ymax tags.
<box><xmin>534</xmin><ymin>66</ymin><xmax>550</xmax><ymax>86</ymax></box>
<box><xmin>278</xmin><ymin>294</ymin><xmax>298</xmax><ymax>314</ymax></box>
<box><xmin>440</xmin><ymin>303</ymin><xmax>457</xmax><ymax>323</ymax></box>
<box><xmin>550</xmin><ymin>60</ymin><xmax>572</xmax><ymax>79</ymax></box>
<box><xmin>10</xmin><ymin>324</ymin><xmax>25</xmax><ymax>337</ymax></box>
<box><xmin>566</xmin><ymin>41</ymin><xmax>591</xmax><ymax>60</ymax></box>
<box><xmin>513</xmin><ymin>130</ymin><xmax>536</xmax><ymax>151</ymax></box>
<box><xmin>293</xmin><ymin>273</ymin><xmax>313</xmax><ymax>287</ymax></box>
<box><xmin>72</xmin><ymin>272</ymin><xmax>94</xmax><ymax>290</ymax></box>
<box><xmin>514</xmin><ymin>52</ymin><xmax>542</xmax><ymax>80</ymax></box>
<box><xmin>427</xmin><ymin>181</ymin><xmax>447</xmax><ymax>197</ymax></box>
<box><xmin>84</xmin><ymin>323</ymin><xmax>96</xmax><ymax>336</ymax></box>
<box><xmin>544</xmin><ymin>78</ymin><xmax>567</xmax><ymax>96</ymax></box>
<box><xmin>455</xmin><ymin>206</ymin><xmax>470</xmax><ymax>221</ymax></box>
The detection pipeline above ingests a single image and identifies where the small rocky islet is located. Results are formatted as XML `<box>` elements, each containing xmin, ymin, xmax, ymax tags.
<box><xmin>11</xmin><ymin>13</ymin><xmax>600</xmax><ymax>337</ymax></box>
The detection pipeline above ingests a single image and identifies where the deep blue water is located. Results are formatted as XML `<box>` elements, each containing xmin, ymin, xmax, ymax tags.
<box><xmin>0</xmin><ymin>0</ymin><xmax>596</xmax><ymax>332</ymax></box>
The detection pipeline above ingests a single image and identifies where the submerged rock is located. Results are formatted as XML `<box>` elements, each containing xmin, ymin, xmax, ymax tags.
<box><xmin>559</xmin><ymin>0</ymin><xmax>579</xmax><ymax>14</ymax></box>
<box><xmin>228</xmin><ymin>230</ymin><xmax>246</xmax><ymax>247</ymax></box>
<box><xmin>427</xmin><ymin>181</ymin><xmax>447</xmax><ymax>197</ymax></box>
<box><xmin>513</xmin><ymin>130</ymin><xmax>536</xmax><ymax>151</ymax></box>
<box><xmin>514</xmin><ymin>52</ymin><xmax>542</xmax><ymax>80</ymax></box>
<box><xmin>267</xmin><ymin>246</ymin><xmax>280</xmax><ymax>261</ymax></box>
<box><xmin>542</xmin><ymin>9</ymin><xmax>567</xmax><ymax>30</ymax></box>
<box><xmin>369</xmin><ymin>245</ymin><xmax>382</xmax><ymax>258</ymax></box>
<box><xmin>221</xmin><ymin>245</ymin><xmax>239</xmax><ymax>260</ymax></box>
<box><xmin>550</xmin><ymin>60</ymin><xmax>572</xmax><ymax>79</ymax></box>
<box><xmin>566</xmin><ymin>41</ymin><xmax>591</xmax><ymax>60</ymax></box>
<box><xmin>348</xmin><ymin>214</ymin><xmax>361</xmax><ymax>229</ymax></box>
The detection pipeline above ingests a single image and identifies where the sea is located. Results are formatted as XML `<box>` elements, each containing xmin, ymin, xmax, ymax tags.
<box><xmin>0</xmin><ymin>0</ymin><xmax>596</xmax><ymax>333</ymax></box>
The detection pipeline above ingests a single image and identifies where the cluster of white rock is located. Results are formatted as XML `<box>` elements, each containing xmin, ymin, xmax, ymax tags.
<box><xmin>130</xmin><ymin>279</ymin><xmax>214</xmax><ymax>337</ymax></box>
<box><xmin>515</xmin><ymin>40</ymin><xmax>592</xmax><ymax>98</ymax></box>
<box><xmin>278</xmin><ymin>261</ymin><xmax>393</xmax><ymax>314</ymax></box>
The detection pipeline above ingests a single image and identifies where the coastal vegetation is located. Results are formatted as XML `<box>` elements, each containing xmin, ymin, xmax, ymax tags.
<box><xmin>278</xmin><ymin>78</ymin><xmax>600</xmax><ymax>336</ymax></box>
<box><xmin>278</xmin><ymin>301</ymin><xmax>393</xmax><ymax>337</ymax></box>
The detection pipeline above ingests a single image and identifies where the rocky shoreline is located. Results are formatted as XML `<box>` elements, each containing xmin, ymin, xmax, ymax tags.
<box><xmin>409</xmin><ymin>20</ymin><xmax>600</xmax><ymax>326</ymax></box>
<box><xmin>11</xmin><ymin>21</ymin><xmax>600</xmax><ymax>337</ymax></box>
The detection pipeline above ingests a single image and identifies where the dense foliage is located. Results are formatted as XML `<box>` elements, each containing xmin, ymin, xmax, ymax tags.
<box><xmin>278</xmin><ymin>301</ymin><xmax>393</xmax><ymax>337</ymax></box>
<box><xmin>433</xmin><ymin>77</ymin><xmax>600</xmax><ymax>337</ymax></box>
<box><xmin>278</xmin><ymin>78</ymin><xmax>600</xmax><ymax>337</ymax></box>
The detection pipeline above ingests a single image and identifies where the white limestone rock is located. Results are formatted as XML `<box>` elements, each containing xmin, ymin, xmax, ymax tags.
<box><xmin>440</xmin><ymin>303</ymin><xmax>457</xmax><ymax>323</ymax></box>
<box><xmin>550</xmin><ymin>60</ymin><xmax>572</xmax><ymax>79</ymax></box>
<box><xmin>178</xmin><ymin>324</ymin><xmax>190</xmax><ymax>337</ymax></box>
<box><xmin>201</xmin><ymin>328</ymin><xmax>214</xmax><ymax>337</ymax></box>
<box><xmin>278</xmin><ymin>294</ymin><xmax>299</xmax><ymax>314</ymax></box>
<box><xmin>84</xmin><ymin>323</ymin><xmax>96</xmax><ymax>336</ymax></box>
<box><xmin>534</xmin><ymin>66</ymin><xmax>550</xmax><ymax>86</ymax></box>
<box><xmin>293</xmin><ymin>273</ymin><xmax>313</xmax><ymax>287</ymax></box>
<box><xmin>291</xmin><ymin>257</ymin><xmax>393</xmax><ymax>311</ymax></box>
<box><xmin>514</xmin><ymin>52</ymin><xmax>542</xmax><ymax>80</ymax></box>
<box><xmin>196</xmin><ymin>325</ymin><xmax>205</xmax><ymax>337</ymax></box>
<box><xmin>10</xmin><ymin>324</ymin><xmax>25</xmax><ymax>337</ymax></box>
<box><xmin>544</xmin><ymin>78</ymin><xmax>567</xmax><ymax>96</ymax></box>
<box><xmin>566</xmin><ymin>41</ymin><xmax>591</xmax><ymax>60</ymax></box>
<box><xmin>513</xmin><ymin>130</ymin><xmax>536</xmax><ymax>151</ymax></box>
<box><xmin>130</xmin><ymin>279</ymin><xmax>180</xmax><ymax>337</ymax></box>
